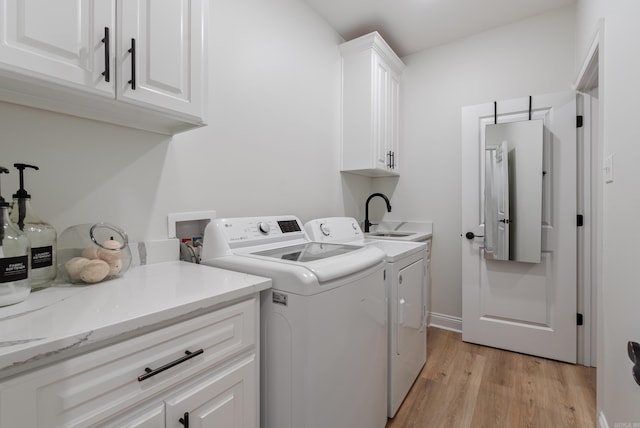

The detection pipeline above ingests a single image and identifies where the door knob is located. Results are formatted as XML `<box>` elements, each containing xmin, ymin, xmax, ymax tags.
<box><xmin>628</xmin><ymin>341</ymin><xmax>640</xmax><ymax>364</ymax></box>
<box><xmin>627</xmin><ymin>341</ymin><xmax>640</xmax><ymax>386</ymax></box>
<box><xmin>465</xmin><ymin>232</ymin><xmax>484</xmax><ymax>240</ymax></box>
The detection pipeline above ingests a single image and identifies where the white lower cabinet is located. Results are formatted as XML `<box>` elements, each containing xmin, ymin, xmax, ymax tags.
<box><xmin>0</xmin><ymin>297</ymin><xmax>259</xmax><ymax>428</ymax></box>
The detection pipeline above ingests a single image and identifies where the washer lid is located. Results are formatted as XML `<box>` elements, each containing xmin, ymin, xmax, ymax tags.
<box><xmin>252</xmin><ymin>242</ymin><xmax>361</xmax><ymax>262</ymax></box>
<box><xmin>244</xmin><ymin>242</ymin><xmax>385</xmax><ymax>283</ymax></box>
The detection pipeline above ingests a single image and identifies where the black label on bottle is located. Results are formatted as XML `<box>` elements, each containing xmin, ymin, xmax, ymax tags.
<box><xmin>0</xmin><ymin>255</ymin><xmax>28</xmax><ymax>283</ymax></box>
<box><xmin>32</xmin><ymin>246</ymin><xmax>53</xmax><ymax>269</ymax></box>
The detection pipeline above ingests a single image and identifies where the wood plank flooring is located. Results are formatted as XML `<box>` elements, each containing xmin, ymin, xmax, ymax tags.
<box><xmin>386</xmin><ymin>327</ymin><xmax>597</xmax><ymax>428</ymax></box>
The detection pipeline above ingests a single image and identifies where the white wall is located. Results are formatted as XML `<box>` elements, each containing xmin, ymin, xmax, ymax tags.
<box><xmin>0</xmin><ymin>0</ymin><xmax>372</xmax><ymax>243</ymax></box>
<box><xmin>576</xmin><ymin>0</ymin><xmax>640</xmax><ymax>425</ymax></box>
<box><xmin>373</xmin><ymin>5</ymin><xmax>576</xmax><ymax>320</ymax></box>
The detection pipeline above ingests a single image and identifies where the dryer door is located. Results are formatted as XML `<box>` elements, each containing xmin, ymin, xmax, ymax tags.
<box><xmin>391</xmin><ymin>258</ymin><xmax>426</xmax><ymax>416</ymax></box>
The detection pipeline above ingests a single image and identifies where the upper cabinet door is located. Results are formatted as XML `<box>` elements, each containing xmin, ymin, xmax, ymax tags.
<box><xmin>0</xmin><ymin>0</ymin><xmax>115</xmax><ymax>96</ymax></box>
<box><xmin>340</xmin><ymin>32</ymin><xmax>404</xmax><ymax>177</ymax></box>
<box><xmin>117</xmin><ymin>0</ymin><xmax>205</xmax><ymax>119</ymax></box>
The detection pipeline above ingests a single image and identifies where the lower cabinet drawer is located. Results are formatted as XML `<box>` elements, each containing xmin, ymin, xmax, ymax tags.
<box><xmin>0</xmin><ymin>297</ymin><xmax>257</xmax><ymax>428</ymax></box>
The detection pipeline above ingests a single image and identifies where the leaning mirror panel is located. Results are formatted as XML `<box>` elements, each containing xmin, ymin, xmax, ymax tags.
<box><xmin>484</xmin><ymin>120</ymin><xmax>544</xmax><ymax>263</ymax></box>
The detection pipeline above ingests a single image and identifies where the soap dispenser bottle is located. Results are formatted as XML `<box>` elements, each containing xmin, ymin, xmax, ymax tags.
<box><xmin>0</xmin><ymin>166</ymin><xmax>31</xmax><ymax>306</ymax></box>
<box><xmin>10</xmin><ymin>163</ymin><xmax>57</xmax><ymax>288</ymax></box>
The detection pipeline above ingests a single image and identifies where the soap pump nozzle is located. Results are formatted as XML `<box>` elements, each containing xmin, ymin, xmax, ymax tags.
<box><xmin>0</xmin><ymin>166</ymin><xmax>10</xmax><ymax>248</ymax></box>
<box><xmin>0</xmin><ymin>166</ymin><xmax>9</xmax><ymax>205</ymax></box>
<box><xmin>12</xmin><ymin>163</ymin><xmax>38</xmax><ymax>231</ymax></box>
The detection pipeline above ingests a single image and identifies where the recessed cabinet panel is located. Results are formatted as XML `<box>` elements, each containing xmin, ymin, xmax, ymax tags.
<box><xmin>98</xmin><ymin>403</ymin><xmax>165</xmax><ymax>428</ymax></box>
<box><xmin>165</xmin><ymin>354</ymin><xmax>257</xmax><ymax>428</ymax></box>
<box><xmin>0</xmin><ymin>0</ymin><xmax>115</xmax><ymax>95</ymax></box>
<box><xmin>374</xmin><ymin>56</ymin><xmax>389</xmax><ymax>171</ymax></box>
<box><xmin>389</xmin><ymin>73</ymin><xmax>400</xmax><ymax>172</ymax></box>
<box><xmin>397</xmin><ymin>260</ymin><xmax>424</xmax><ymax>354</ymax></box>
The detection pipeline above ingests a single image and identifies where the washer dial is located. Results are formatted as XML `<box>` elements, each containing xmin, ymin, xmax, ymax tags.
<box><xmin>257</xmin><ymin>222</ymin><xmax>271</xmax><ymax>234</ymax></box>
<box><xmin>319</xmin><ymin>223</ymin><xmax>331</xmax><ymax>237</ymax></box>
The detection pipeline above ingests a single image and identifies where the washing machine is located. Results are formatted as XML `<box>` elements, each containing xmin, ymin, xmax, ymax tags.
<box><xmin>200</xmin><ymin>215</ymin><xmax>387</xmax><ymax>428</ymax></box>
<box><xmin>304</xmin><ymin>217</ymin><xmax>427</xmax><ymax>418</ymax></box>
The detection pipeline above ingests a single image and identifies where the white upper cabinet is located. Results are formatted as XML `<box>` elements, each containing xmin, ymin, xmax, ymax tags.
<box><xmin>0</xmin><ymin>0</ymin><xmax>207</xmax><ymax>135</ymax></box>
<box><xmin>340</xmin><ymin>32</ymin><xmax>404</xmax><ymax>177</ymax></box>
<box><xmin>117</xmin><ymin>0</ymin><xmax>205</xmax><ymax>119</ymax></box>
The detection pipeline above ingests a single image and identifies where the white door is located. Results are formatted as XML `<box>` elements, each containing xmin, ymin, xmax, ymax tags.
<box><xmin>0</xmin><ymin>0</ymin><xmax>115</xmax><ymax>95</ymax></box>
<box><xmin>461</xmin><ymin>91</ymin><xmax>577</xmax><ymax>363</ymax></box>
<box><xmin>117</xmin><ymin>0</ymin><xmax>205</xmax><ymax>119</ymax></box>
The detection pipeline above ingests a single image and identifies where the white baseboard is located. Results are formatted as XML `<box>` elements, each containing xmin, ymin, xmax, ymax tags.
<box><xmin>598</xmin><ymin>411</ymin><xmax>609</xmax><ymax>428</ymax></box>
<box><xmin>428</xmin><ymin>312</ymin><xmax>462</xmax><ymax>333</ymax></box>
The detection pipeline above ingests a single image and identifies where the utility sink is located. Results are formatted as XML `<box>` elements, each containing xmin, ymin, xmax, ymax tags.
<box><xmin>365</xmin><ymin>221</ymin><xmax>433</xmax><ymax>242</ymax></box>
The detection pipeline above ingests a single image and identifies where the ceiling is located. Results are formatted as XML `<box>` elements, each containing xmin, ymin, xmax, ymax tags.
<box><xmin>299</xmin><ymin>0</ymin><xmax>576</xmax><ymax>58</ymax></box>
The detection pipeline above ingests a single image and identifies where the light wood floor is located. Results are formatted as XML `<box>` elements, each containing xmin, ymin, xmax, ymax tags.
<box><xmin>386</xmin><ymin>327</ymin><xmax>597</xmax><ymax>428</ymax></box>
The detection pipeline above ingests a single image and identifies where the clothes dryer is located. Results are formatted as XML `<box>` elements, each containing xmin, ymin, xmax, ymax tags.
<box><xmin>304</xmin><ymin>217</ymin><xmax>427</xmax><ymax>418</ymax></box>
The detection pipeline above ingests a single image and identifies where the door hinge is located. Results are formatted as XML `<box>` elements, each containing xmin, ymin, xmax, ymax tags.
<box><xmin>577</xmin><ymin>313</ymin><xmax>584</xmax><ymax>326</ymax></box>
<box><xmin>577</xmin><ymin>214</ymin><xmax>584</xmax><ymax>227</ymax></box>
<box><xmin>577</xmin><ymin>115</ymin><xmax>584</xmax><ymax>128</ymax></box>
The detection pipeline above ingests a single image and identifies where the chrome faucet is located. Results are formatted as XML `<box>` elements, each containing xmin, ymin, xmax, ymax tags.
<box><xmin>364</xmin><ymin>193</ymin><xmax>392</xmax><ymax>233</ymax></box>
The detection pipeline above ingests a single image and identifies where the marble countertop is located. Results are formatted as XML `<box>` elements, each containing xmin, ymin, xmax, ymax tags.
<box><xmin>0</xmin><ymin>261</ymin><xmax>271</xmax><ymax>380</ymax></box>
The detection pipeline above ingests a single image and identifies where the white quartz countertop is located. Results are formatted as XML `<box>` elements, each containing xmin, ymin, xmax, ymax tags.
<box><xmin>0</xmin><ymin>261</ymin><xmax>271</xmax><ymax>379</ymax></box>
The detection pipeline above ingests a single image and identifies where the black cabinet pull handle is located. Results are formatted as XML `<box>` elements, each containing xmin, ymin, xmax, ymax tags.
<box><xmin>128</xmin><ymin>38</ymin><xmax>136</xmax><ymax>90</ymax></box>
<box><xmin>391</xmin><ymin>151</ymin><xmax>395</xmax><ymax>169</ymax></box>
<box><xmin>137</xmin><ymin>349</ymin><xmax>203</xmax><ymax>382</ymax></box>
<box><xmin>179</xmin><ymin>412</ymin><xmax>189</xmax><ymax>427</ymax></box>
<box><xmin>101</xmin><ymin>27</ymin><xmax>110</xmax><ymax>82</ymax></box>
<box><xmin>387</xmin><ymin>151</ymin><xmax>392</xmax><ymax>168</ymax></box>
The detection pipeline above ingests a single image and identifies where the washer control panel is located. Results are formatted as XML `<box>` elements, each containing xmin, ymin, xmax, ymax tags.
<box><xmin>216</xmin><ymin>216</ymin><xmax>306</xmax><ymax>244</ymax></box>
<box><xmin>304</xmin><ymin>217</ymin><xmax>364</xmax><ymax>242</ymax></box>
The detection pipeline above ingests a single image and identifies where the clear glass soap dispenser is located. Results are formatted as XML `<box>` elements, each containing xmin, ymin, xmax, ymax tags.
<box><xmin>10</xmin><ymin>163</ymin><xmax>57</xmax><ymax>288</ymax></box>
<box><xmin>0</xmin><ymin>166</ymin><xmax>31</xmax><ymax>307</ymax></box>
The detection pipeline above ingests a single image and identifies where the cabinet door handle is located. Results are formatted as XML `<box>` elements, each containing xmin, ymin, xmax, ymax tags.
<box><xmin>179</xmin><ymin>412</ymin><xmax>189</xmax><ymax>427</ymax></box>
<box><xmin>391</xmin><ymin>151</ymin><xmax>395</xmax><ymax>169</ymax></box>
<box><xmin>137</xmin><ymin>349</ymin><xmax>203</xmax><ymax>382</ymax></box>
<box><xmin>387</xmin><ymin>151</ymin><xmax>392</xmax><ymax>168</ymax></box>
<box><xmin>128</xmin><ymin>38</ymin><xmax>136</xmax><ymax>90</ymax></box>
<box><xmin>101</xmin><ymin>27</ymin><xmax>110</xmax><ymax>82</ymax></box>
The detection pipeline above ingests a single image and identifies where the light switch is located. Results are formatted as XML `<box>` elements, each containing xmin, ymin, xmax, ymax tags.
<box><xmin>604</xmin><ymin>154</ymin><xmax>614</xmax><ymax>184</ymax></box>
